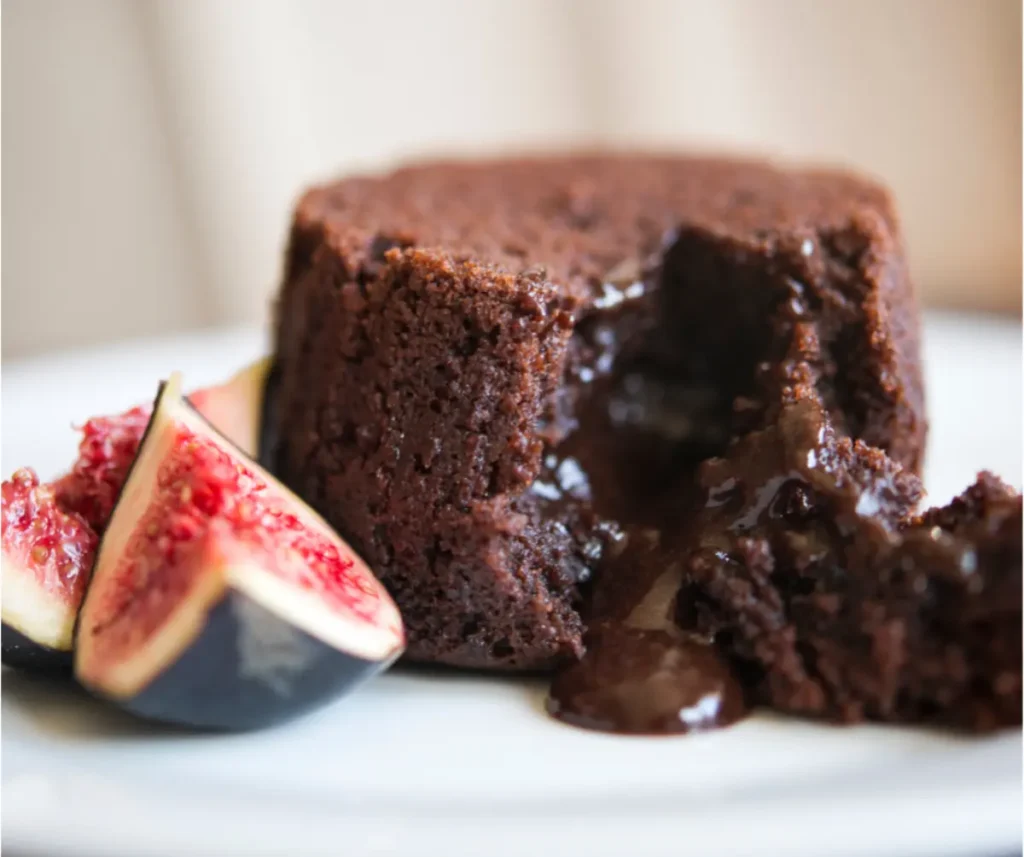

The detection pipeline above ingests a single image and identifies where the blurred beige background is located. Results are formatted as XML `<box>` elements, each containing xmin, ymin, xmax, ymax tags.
<box><xmin>2</xmin><ymin>0</ymin><xmax>1021</xmax><ymax>359</ymax></box>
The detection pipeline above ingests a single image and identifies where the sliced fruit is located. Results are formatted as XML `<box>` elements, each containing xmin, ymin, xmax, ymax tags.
<box><xmin>54</xmin><ymin>406</ymin><xmax>153</xmax><ymax>533</ymax></box>
<box><xmin>1</xmin><ymin>469</ymin><xmax>99</xmax><ymax>668</ymax></box>
<box><xmin>185</xmin><ymin>357</ymin><xmax>271</xmax><ymax>460</ymax></box>
<box><xmin>1</xmin><ymin>358</ymin><xmax>274</xmax><ymax>670</ymax></box>
<box><xmin>74</xmin><ymin>373</ymin><xmax>404</xmax><ymax>730</ymax></box>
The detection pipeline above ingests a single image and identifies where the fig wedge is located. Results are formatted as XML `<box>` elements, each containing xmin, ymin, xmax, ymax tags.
<box><xmin>74</xmin><ymin>373</ymin><xmax>404</xmax><ymax>729</ymax></box>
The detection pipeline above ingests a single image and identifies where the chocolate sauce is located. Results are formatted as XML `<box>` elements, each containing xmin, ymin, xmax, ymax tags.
<box><xmin>548</xmin><ymin>534</ymin><xmax>747</xmax><ymax>734</ymax></box>
<box><xmin>544</xmin><ymin>265</ymin><xmax>915</xmax><ymax>736</ymax></box>
<box><xmin>536</xmin><ymin>239</ymin><xmax>1022</xmax><ymax>733</ymax></box>
<box><xmin>541</xmin><ymin>260</ymin><xmax>760</xmax><ymax>735</ymax></box>
<box><xmin>547</xmin><ymin>625</ymin><xmax>745</xmax><ymax>734</ymax></box>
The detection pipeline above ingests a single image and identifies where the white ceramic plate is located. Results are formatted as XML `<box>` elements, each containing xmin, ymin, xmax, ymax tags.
<box><xmin>2</xmin><ymin>312</ymin><xmax>1021</xmax><ymax>857</ymax></box>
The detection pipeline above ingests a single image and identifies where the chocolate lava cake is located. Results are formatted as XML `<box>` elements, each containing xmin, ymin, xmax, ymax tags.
<box><xmin>269</xmin><ymin>154</ymin><xmax>1019</xmax><ymax>731</ymax></box>
<box><xmin>270</xmin><ymin>155</ymin><xmax>920</xmax><ymax>650</ymax></box>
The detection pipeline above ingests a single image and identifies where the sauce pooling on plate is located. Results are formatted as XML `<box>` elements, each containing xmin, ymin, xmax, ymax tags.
<box><xmin>548</xmin><ymin>537</ymin><xmax>747</xmax><ymax>734</ymax></box>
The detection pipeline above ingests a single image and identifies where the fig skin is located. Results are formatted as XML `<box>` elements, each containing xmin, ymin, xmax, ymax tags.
<box><xmin>74</xmin><ymin>373</ymin><xmax>404</xmax><ymax>730</ymax></box>
<box><xmin>255</xmin><ymin>362</ymin><xmax>283</xmax><ymax>473</ymax></box>
<box><xmin>106</xmin><ymin>587</ymin><xmax>394</xmax><ymax>731</ymax></box>
<box><xmin>1</xmin><ymin>625</ymin><xmax>72</xmax><ymax>671</ymax></box>
<box><xmin>2</xmin><ymin>359</ymin><xmax>274</xmax><ymax>671</ymax></box>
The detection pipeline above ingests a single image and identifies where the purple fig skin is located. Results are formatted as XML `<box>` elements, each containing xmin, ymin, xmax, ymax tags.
<box><xmin>97</xmin><ymin>589</ymin><xmax>396</xmax><ymax>731</ymax></box>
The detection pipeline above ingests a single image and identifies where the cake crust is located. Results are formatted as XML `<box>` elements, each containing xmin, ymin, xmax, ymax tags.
<box><xmin>271</xmin><ymin>154</ymin><xmax>927</xmax><ymax>671</ymax></box>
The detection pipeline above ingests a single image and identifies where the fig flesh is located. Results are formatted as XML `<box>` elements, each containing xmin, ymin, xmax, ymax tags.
<box><xmin>74</xmin><ymin>373</ymin><xmax>404</xmax><ymax>729</ymax></box>
<box><xmin>53</xmin><ymin>406</ymin><xmax>153</xmax><ymax>533</ymax></box>
<box><xmin>1</xmin><ymin>470</ymin><xmax>98</xmax><ymax>668</ymax></box>
<box><xmin>2</xmin><ymin>359</ymin><xmax>273</xmax><ymax>669</ymax></box>
<box><xmin>183</xmin><ymin>357</ymin><xmax>271</xmax><ymax>460</ymax></box>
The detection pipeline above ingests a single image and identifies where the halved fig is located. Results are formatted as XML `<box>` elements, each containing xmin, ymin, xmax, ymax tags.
<box><xmin>1</xmin><ymin>359</ymin><xmax>273</xmax><ymax>670</ymax></box>
<box><xmin>1</xmin><ymin>470</ymin><xmax>99</xmax><ymax>668</ymax></box>
<box><xmin>74</xmin><ymin>373</ymin><xmax>404</xmax><ymax>730</ymax></box>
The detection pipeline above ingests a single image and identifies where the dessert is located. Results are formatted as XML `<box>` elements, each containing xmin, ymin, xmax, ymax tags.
<box><xmin>269</xmin><ymin>153</ymin><xmax>1020</xmax><ymax>734</ymax></box>
<box><xmin>75</xmin><ymin>375</ymin><xmax>404</xmax><ymax>730</ymax></box>
<box><xmin>270</xmin><ymin>155</ymin><xmax>926</xmax><ymax>673</ymax></box>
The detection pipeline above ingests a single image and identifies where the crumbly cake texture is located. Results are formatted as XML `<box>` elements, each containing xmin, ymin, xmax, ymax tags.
<box><xmin>270</xmin><ymin>154</ymin><xmax>928</xmax><ymax>672</ymax></box>
<box><xmin>685</xmin><ymin>393</ymin><xmax>1021</xmax><ymax>730</ymax></box>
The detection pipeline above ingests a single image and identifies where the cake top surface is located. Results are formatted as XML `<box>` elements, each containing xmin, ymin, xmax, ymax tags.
<box><xmin>296</xmin><ymin>154</ymin><xmax>897</xmax><ymax>300</ymax></box>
